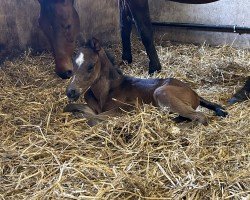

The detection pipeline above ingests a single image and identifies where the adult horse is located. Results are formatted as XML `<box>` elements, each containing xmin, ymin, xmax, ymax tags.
<box><xmin>38</xmin><ymin>0</ymin><xmax>80</xmax><ymax>79</ymax></box>
<box><xmin>228</xmin><ymin>77</ymin><xmax>250</xmax><ymax>104</ymax></box>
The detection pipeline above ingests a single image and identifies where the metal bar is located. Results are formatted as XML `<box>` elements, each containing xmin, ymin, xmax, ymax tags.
<box><xmin>151</xmin><ymin>22</ymin><xmax>250</xmax><ymax>34</ymax></box>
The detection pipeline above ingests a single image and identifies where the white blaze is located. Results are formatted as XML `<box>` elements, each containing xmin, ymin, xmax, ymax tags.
<box><xmin>75</xmin><ymin>52</ymin><xmax>84</xmax><ymax>68</ymax></box>
<box><xmin>71</xmin><ymin>75</ymin><xmax>76</xmax><ymax>83</ymax></box>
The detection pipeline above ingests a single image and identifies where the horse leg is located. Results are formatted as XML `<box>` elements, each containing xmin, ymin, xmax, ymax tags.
<box><xmin>84</xmin><ymin>89</ymin><xmax>102</xmax><ymax>114</ymax></box>
<box><xmin>127</xmin><ymin>0</ymin><xmax>161</xmax><ymax>74</ymax></box>
<box><xmin>85</xmin><ymin>107</ymin><xmax>129</xmax><ymax>126</ymax></box>
<box><xmin>63</xmin><ymin>103</ymin><xmax>104</xmax><ymax>126</ymax></box>
<box><xmin>228</xmin><ymin>77</ymin><xmax>250</xmax><ymax>104</ymax></box>
<box><xmin>154</xmin><ymin>85</ymin><xmax>208</xmax><ymax>125</ymax></box>
<box><xmin>199</xmin><ymin>97</ymin><xmax>228</xmax><ymax>117</ymax></box>
<box><xmin>119</xmin><ymin>0</ymin><xmax>133</xmax><ymax>64</ymax></box>
<box><xmin>64</xmin><ymin>101</ymin><xmax>132</xmax><ymax>126</ymax></box>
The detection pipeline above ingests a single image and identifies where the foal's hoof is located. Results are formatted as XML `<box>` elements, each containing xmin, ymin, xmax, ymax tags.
<box><xmin>196</xmin><ymin>117</ymin><xmax>208</xmax><ymax>126</ymax></box>
<box><xmin>194</xmin><ymin>113</ymin><xmax>209</xmax><ymax>126</ymax></box>
<box><xmin>215</xmin><ymin>108</ymin><xmax>228</xmax><ymax>117</ymax></box>
<box><xmin>87</xmin><ymin>119</ymin><xmax>103</xmax><ymax>127</ymax></box>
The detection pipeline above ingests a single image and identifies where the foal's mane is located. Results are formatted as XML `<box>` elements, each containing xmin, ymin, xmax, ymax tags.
<box><xmin>104</xmin><ymin>50</ymin><xmax>124</xmax><ymax>80</ymax></box>
<box><xmin>104</xmin><ymin>50</ymin><xmax>115</xmax><ymax>66</ymax></box>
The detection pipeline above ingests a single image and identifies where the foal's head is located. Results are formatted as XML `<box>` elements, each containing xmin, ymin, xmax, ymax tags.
<box><xmin>66</xmin><ymin>38</ymin><xmax>103</xmax><ymax>101</ymax></box>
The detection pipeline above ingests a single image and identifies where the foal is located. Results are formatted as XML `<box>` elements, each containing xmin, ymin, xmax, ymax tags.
<box><xmin>65</xmin><ymin>38</ymin><xmax>227</xmax><ymax>125</ymax></box>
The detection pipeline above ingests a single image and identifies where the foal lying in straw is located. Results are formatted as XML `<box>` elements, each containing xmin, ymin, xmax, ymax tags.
<box><xmin>64</xmin><ymin>38</ymin><xmax>227</xmax><ymax>126</ymax></box>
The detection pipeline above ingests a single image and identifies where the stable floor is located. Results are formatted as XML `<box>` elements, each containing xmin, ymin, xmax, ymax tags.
<box><xmin>1</xmin><ymin>40</ymin><xmax>249</xmax><ymax>199</ymax></box>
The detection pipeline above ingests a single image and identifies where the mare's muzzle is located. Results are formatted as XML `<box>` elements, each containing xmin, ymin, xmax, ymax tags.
<box><xmin>56</xmin><ymin>70</ymin><xmax>73</xmax><ymax>79</ymax></box>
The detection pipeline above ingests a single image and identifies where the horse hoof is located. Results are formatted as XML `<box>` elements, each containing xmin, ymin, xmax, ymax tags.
<box><xmin>148</xmin><ymin>61</ymin><xmax>162</xmax><ymax>75</ymax></box>
<box><xmin>122</xmin><ymin>55</ymin><xmax>132</xmax><ymax>64</ymax></box>
<box><xmin>119</xmin><ymin>60</ymin><xmax>130</xmax><ymax>66</ymax></box>
<box><xmin>148</xmin><ymin>68</ymin><xmax>161</xmax><ymax>75</ymax></box>
<box><xmin>215</xmin><ymin>108</ymin><xmax>228</xmax><ymax>117</ymax></box>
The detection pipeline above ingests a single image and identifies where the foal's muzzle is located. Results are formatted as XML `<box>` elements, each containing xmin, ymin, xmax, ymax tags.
<box><xmin>66</xmin><ymin>88</ymin><xmax>81</xmax><ymax>101</ymax></box>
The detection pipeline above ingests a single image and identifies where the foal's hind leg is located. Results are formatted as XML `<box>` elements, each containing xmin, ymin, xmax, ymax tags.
<box><xmin>154</xmin><ymin>86</ymin><xmax>208</xmax><ymax>125</ymax></box>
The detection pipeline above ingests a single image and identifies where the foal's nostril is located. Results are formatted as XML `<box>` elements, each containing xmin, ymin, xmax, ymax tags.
<box><xmin>67</xmin><ymin>89</ymin><xmax>76</xmax><ymax>98</ymax></box>
<box><xmin>67</xmin><ymin>89</ymin><xmax>80</xmax><ymax>101</ymax></box>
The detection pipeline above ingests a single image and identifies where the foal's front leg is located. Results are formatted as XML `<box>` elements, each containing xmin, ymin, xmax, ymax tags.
<box><xmin>63</xmin><ymin>103</ymin><xmax>108</xmax><ymax>126</ymax></box>
<box><xmin>64</xmin><ymin>104</ymin><xmax>128</xmax><ymax>126</ymax></box>
<box><xmin>64</xmin><ymin>89</ymin><xmax>103</xmax><ymax>125</ymax></box>
<box><xmin>64</xmin><ymin>89</ymin><xmax>131</xmax><ymax>126</ymax></box>
<box><xmin>63</xmin><ymin>103</ymin><xmax>96</xmax><ymax>117</ymax></box>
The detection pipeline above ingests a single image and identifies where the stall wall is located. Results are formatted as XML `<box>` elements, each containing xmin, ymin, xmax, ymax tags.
<box><xmin>150</xmin><ymin>0</ymin><xmax>250</xmax><ymax>48</ymax></box>
<box><xmin>0</xmin><ymin>0</ymin><xmax>119</xmax><ymax>61</ymax></box>
<box><xmin>0</xmin><ymin>0</ymin><xmax>249</xmax><ymax>61</ymax></box>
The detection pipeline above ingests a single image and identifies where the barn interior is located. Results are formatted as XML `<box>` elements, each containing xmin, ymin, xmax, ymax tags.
<box><xmin>0</xmin><ymin>0</ymin><xmax>249</xmax><ymax>199</ymax></box>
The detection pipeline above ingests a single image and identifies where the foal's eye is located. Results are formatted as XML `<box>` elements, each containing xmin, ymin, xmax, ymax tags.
<box><xmin>87</xmin><ymin>64</ymin><xmax>94</xmax><ymax>73</ymax></box>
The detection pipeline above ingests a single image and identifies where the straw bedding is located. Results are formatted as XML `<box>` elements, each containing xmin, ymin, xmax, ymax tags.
<box><xmin>0</xmin><ymin>40</ymin><xmax>249</xmax><ymax>199</ymax></box>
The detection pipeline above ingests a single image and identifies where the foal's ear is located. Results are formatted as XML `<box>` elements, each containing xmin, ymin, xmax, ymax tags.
<box><xmin>89</xmin><ymin>37</ymin><xmax>101</xmax><ymax>52</ymax></box>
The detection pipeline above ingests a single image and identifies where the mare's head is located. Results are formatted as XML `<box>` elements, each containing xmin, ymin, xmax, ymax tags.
<box><xmin>66</xmin><ymin>38</ymin><xmax>104</xmax><ymax>101</ymax></box>
<box><xmin>38</xmin><ymin>0</ymin><xmax>80</xmax><ymax>79</ymax></box>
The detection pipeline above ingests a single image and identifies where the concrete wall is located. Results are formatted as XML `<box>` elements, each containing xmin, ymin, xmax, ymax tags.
<box><xmin>75</xmin><ymin>0</ymin><xmax>119</xmax><ymax>42</ymax></box>
<box><xmin>0</xmin><ymin>1</ymin><xmax>42</xmax><ymax>59</ymax></box>
<box><xmin>150</xmin><ymin>0</ymin><xmax>250</xmax><ymax>48</ymax></box>
<box><xmin>0</xmin><ymin>0</ymin><xmax>249</xmax><ymax>61</ymax></box>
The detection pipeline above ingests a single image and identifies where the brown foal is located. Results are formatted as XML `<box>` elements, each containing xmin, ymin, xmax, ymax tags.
<box><xmin>65</xmin><ymin>38</ymin><xmax>227</xmax><ymax>126</ymax></box>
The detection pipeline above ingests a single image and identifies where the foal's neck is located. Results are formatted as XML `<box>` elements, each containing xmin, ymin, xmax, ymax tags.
<box><xmin>99</xmin><ymin>50</ymin><xmax>124</xmax><ymax>85</ymax></box>
<box><xmin>91</xmin><ymin>49</ymin><xmax>124</xmax><ymax>109</ymax></box>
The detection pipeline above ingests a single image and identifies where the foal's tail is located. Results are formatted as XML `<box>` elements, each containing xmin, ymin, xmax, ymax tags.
<box><xmin>199</xmin><ymin>97</ymin><xmax>228</xmax><ymax>117</ymax></box>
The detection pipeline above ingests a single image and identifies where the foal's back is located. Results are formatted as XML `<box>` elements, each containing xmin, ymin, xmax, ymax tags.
<box><xmin>109</xmin><ymin>76</ymin><xmax>198</xmax><ymax>107</ymax></box>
